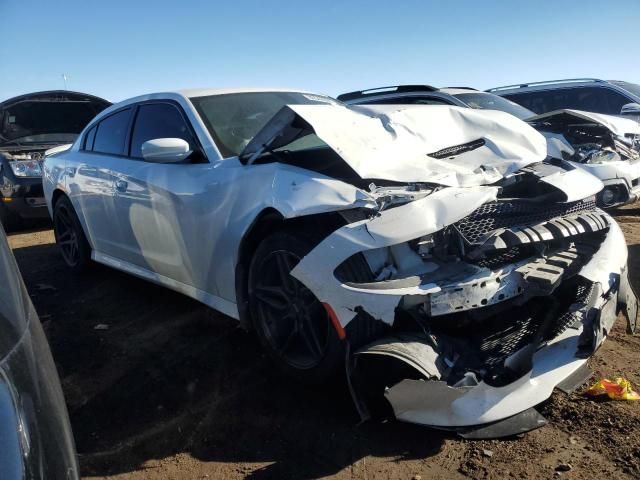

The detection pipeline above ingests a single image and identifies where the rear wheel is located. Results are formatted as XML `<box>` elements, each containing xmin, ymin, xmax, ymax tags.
<box><xmin>53</xmin><ymin>196</ymin><xmax>91</xmax><ymax>271</ymax></box>
<box><xmin>248</xmin><ymin>230</ymin><xmax>345</xmax><ymax>384</ymax></box>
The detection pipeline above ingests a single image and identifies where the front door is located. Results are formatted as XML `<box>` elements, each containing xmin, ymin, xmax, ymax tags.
<box><xmin>110</xmin><ymin>102</ymin><xmax>218</xmax><ymax>290</ymax></box>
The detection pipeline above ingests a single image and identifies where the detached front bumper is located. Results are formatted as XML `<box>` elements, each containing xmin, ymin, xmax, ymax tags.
<box><xmin>384</xmin><ymin>266</ymin><xmax>635</xmax><ymax>430</ymax></box>
<box><xmin>292</xmin><ymin>192</ymin><xmax>637</xmax><ymax>433</ymax></box>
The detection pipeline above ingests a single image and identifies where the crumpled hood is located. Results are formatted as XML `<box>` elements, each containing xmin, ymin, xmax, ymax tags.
<box><xmin>242</xmin><ymin>104</ymin><xmax>548</xmax><ymax>187</ymax></box>
<box><xmin>528</xmin><ymin>109</ymin><xmax>640</xmax><ymax>137</ymax></box>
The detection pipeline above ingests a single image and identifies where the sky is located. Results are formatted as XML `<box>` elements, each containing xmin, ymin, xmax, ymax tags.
<box><xmin>1</xmin><ymin>0</ymin><xmax>639</xmax><ymax>103</ymax></box>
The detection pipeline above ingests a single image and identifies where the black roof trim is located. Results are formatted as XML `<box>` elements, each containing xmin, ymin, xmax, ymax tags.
<box><xmin>337</xmin><ymin>85</ymin><xmax>437</xmax><ymax>102</ymax></box>
<box><xmin>487</xmin><ymin>79</ymin><xmax>605</xmax><ymax>92</ymax></box>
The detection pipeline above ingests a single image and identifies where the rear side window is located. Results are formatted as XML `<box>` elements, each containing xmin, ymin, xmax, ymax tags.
<box><xmin>129</xmin><ymin>103</ymin><xmax>195</xmax><ymax>158</ymax></box>
<box><xmin>83</xmin><ymin>125</ymin><xmax>97</xmax><ymax>150</ymax></box>
<box><xmin>92</xmin><ymin>109</ymin><xmax>131</xmax><ymax>155</ymax></box>
<box><xmin>505</xmin><ymin>87</ymin><xmax>630</xmax><ymax>115</ymax></box>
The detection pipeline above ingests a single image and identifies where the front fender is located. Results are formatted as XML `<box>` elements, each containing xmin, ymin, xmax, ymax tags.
<box><xmin>270</xmin><ymin>166</ymin><xmax>377</xmax><ymax>218</ymax></box>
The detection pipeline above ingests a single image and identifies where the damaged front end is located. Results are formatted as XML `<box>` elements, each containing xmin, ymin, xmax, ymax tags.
<box><xmin>292</xmin><ymin>164</ymin><xmax>637</xmax><ymax>438</ymax></box>
<box><xmin>243</xmin><ymin>102</ymin><xmax>636</xmax><ymax>437</ymax></box>
<box><xmin>530</xmin><ymin>109</ymin><xmax>640</xmax><ymax>209</ymax></box>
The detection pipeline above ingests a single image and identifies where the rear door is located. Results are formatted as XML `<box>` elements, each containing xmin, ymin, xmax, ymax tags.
<box><xmin>69</xmin><ymin>108</ymin><xmax>132</xmax><ymax>258</ymax></box>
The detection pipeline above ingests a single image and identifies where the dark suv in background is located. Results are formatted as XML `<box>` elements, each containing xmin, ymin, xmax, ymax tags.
<box><xmin>0</xmin><ymin>91</ymin><xmax>111</xmax><ymax>231</ymax></box>
<box><xmin>487</xmin><ymin>78</ymin><xmax>640</xmax><ymax>119</ymax></box>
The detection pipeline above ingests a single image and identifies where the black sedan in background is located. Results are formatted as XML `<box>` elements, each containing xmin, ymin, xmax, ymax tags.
<box><xmin>0</xmin><ymin>91</ymin><xmax>111</xmax><ymax>231</ymax></box>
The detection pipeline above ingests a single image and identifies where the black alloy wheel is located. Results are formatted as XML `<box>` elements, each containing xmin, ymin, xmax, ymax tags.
<box><xmin>53</xmin><ymin>196</ymin><xmax>90</xmax><ymax>271</ymax></box>
<box><xmin>249</xmin><ymin>230</ymin><xmax>345</xmax><ymax>383</ymax></box>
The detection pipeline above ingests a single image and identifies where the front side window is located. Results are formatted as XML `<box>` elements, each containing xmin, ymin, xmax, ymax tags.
<box><xmin>190</xmin><ymin>92</ymin><xmax>337</xmax><ymax>157</ymax></box>
<box><xmin>611</xmin><ymin>81</ymin><xmax>640</xmax><ymax>100</ymax></box>
<box><xmin>130</xmin><ymin>103</ymin><xmax>194</xmax><ymax>158</ymax></box>
<box><xmin>92</xmin><ymin>109</ymin><xmax>131</xmax><ymax>155</ymax></box>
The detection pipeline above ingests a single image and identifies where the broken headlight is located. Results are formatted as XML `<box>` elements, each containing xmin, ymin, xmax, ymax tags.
<box><xmin>584</xmin><ymin>150</ymin><xmax>621</xmax><ymax>164</ymax></box>
<box><xmin>9</xmin><ymin>160</ymin><xmax>42</xmax><ymax>178</ymax></box>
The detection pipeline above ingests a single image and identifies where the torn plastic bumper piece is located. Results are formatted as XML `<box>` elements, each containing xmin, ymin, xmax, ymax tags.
<box><xmin>348</xmin><ymin>261</ymin><xmax>636</xmax><ymax>437</ymax></box>
<box><xmin>446</xmin><ymin>408</ymin><xmax>548</xmax><ymax>440</ymax></box>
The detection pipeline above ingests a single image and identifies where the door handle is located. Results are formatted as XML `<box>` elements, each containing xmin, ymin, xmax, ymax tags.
<box><xmin>115</xmin><ymin>179</ymin><xmax>128</xmax><ymax>192</ymax></box>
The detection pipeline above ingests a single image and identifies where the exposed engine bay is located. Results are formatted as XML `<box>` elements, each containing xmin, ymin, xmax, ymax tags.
<box><xmin>529</xmin><ymin>109</ymin><xmax>640</xmax><ymax>208</ymax></box>
<box><xmin>529</xmin><ymin>111</ymin><xmax>640</xmax><ymax>164</ymax></box>
<box><xmin>283</xmin><ymin>148</ymin><xmax>634</xmax><ymax>437</ymax></box>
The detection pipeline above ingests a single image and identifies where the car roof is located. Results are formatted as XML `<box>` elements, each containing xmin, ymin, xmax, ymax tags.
<box><xmin>337</xmin><ymin>85</ymin><xmax>438</xmax><ymax>102</ymax></box>
<box><xmin>90</xmin><ymin>88</ymin><xmax>324</xmax><ymax>123</ymax></box>
<box><xmin>176</xmin><ymin>87</ymin><xmax>316</xmax><ymax>98</ymax></box>
<box><xmin>439</xmin><ymin>87</ymin><xmax>482</xmax><ymax>96</ymax></box>
<box><xmin>486</xmin><ymin>78</ymin><xmax>609</xmax><ymax>94</ymax></box>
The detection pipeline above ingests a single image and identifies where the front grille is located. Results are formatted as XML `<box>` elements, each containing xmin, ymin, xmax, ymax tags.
<box><xmin>476</xmin><ymin>280</ymin><xmax>595</xmax><ymax>370</ymax></box>
<box><xmin>475</xmin><ymin>245</ymin><xmax>533</xmax><ymax>270</ymax></box>
<box><xmin>454</xmin><ymin>198</ymin><xmax>598</xmax><ymax>244</ymax></box>
<box><xmin>436</xmin><ymin>278</ymin><xmax>595</xmax><ymax>385</ymax></box>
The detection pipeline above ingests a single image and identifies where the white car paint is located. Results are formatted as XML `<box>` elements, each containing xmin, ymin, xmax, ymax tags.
<box><xmin>42</xmin><ymin>89</ymin><xmax>632</xmax><ymax>431</ymax></box>
<box><xmin>246</xmin><ymin>104</ymin><xmax>548</xmax><ymax>187</ymax></box>
<box><xmin>532</xmin><ymin>109</ymin><xmax>640</xmax><ymax>207</ymax></box>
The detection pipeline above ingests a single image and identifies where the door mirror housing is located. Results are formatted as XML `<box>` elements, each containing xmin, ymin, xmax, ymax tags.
<box><xmin>620</xmin><ymin>103</ymin><xmax>640</xmax><ymax>116</ymax></box>
<box><xmin>141</xmin><ymin>138</ymin><xmax>192</xmax><ymax>163</ymax></box>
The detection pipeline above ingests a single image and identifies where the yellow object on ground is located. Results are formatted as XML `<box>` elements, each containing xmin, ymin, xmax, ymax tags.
<box><xmin>584</xmin><ymin>377</ymin><xmax>640</xmax><ymax>401</ymax></box>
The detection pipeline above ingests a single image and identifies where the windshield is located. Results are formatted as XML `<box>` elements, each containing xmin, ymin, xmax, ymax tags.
<box><xmin>190</xmin><ymin>92</ymin><xmax>339</xmax><ymax>157</ymax></box>
<box><xmin>0</xmin><ymin>100</ymin><xmax>106</xmax><ymax>145</ymax></box>
<box><xmin>454</xmin><ymin>92</ymin><xmax>536</xmax><ymax>120</ymax></box>
<box><xmin>614</xmin><ymin>81</ymin><xmax>640</xmax><ymax>100</ymax></box>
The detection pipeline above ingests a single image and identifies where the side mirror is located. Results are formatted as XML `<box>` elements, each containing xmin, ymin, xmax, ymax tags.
<box><xmin>620</xmin><ymin>103</ymin><xmax>640</xmax><ymax>116</ymax></box>
<box><xmin>141</xmin><ymin>138</ymin><xmax>192</xmax><ymax>163</ymax></box>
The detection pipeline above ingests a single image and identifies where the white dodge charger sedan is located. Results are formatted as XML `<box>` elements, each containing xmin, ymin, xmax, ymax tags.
<box><xmin>43</xmin><ymin>88</ymin><xmax>638</xmax><ymax>438</ymax></box>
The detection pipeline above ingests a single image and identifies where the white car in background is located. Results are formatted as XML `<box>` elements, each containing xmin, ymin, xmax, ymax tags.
<box><xmin>340</xmin><ymin>86</ymin><xmax>640</xmax><ymax>208</ymax></box>
<box><xmin>43</xmin><ymin>89</ymin><xmax>637</xmax><ymax>438</ymax></box>
<box><xmin>530</xmin><ymin>109</ymin><xmax>640</xmax><ymax>208</ymax></box>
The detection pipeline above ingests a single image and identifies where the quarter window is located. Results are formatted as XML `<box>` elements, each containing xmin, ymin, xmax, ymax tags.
<box><xmin>83</xmin><ymin>125</ymin><xmax>97</xmax><ymax>151</ymax></box>
<box><xmin>92</xmin><ymin>109</ymin><xmax>132</xmax><ymax>155</ymax></box>
<box><xmin>130</xmin><ymin>103</ymin><xmax>194</xmax><ymax>158</ymax></box>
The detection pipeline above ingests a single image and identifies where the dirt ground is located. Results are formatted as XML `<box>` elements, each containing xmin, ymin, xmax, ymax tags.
<box><xmin>8</xmin><ymin>207</ymin><xmax>640</xmax><ymax>480</ymax></box>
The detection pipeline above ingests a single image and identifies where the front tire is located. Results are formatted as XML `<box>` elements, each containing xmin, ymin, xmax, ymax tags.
<box><xmin>53</xmin><ymin>196</ymin><xmax>91</xmax><ymax>272</ymax></box>
<box><xmin>248</xmin><ymin>229</ymin><xmax>345</xmax><ymax>384</ymax></box>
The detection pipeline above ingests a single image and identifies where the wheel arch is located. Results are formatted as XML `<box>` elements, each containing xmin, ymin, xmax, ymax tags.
<box><xmin>51</xmin><ymin>188</ymin><xmax>66</xmax><ymax>208</ymax></box>
<box><xmin>51</xmin><ymin>189</ymin><xmax>94</xmax><ymax>250</ymax></box>
<box><xmin>234</xmin><ymin>207</ymin><xmax>348</xmax><ymax>330</ymax></box>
